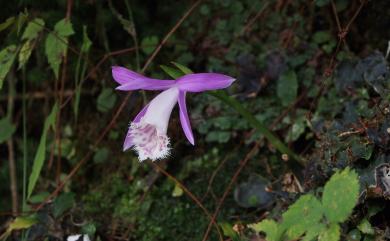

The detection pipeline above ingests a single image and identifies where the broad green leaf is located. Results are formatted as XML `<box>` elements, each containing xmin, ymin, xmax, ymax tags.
<box><xmin>0</xmin><ymin>117</ymin><xmax>16</xmax><ymax>143</ymax></box>
<box><xmin>0</xmin><ymin>45</ymin><xmax>18</xmax><ymax>90</ymax></box>
<box><xmin>0</xmin><ymin>216</ymin><xmax>37</xmax><ymax>240</ymax></box>
<box><xmin>248</xmin><ymin>219</ymin><xmax>280</xmax><ymax>241</ymax></box>
<box><xmin>28</xmin><ymin>191</ymin><xmax>50</xmax><ymax>203</ymax></box>
<box><xmin>141</xmin><ymin>36</ymin><xmax>159</xmax><ymax>55</ymax></box>
<box><xmin>277</xmin><ymin>70</ymin><xmax>298</xmax><ymax>106</ymax></box>
<box><xmin>54</xmin><ymin>18</ymin><xmax>75</xmax><ymax>36</ymax></box>
<box><xmin>27</xmin><ymin>103</ymin><xmax>58</xmax><ymax>198</ymax></box>
<box><xmin>171</xmin><ymin>62</ymin><xmax>193</xmax><ymax>74</ymax></box>
<box><xmin>160</xmin><ymin>65</ymin><xmax>182</xmax><ymax>79</ymax></box>
<box><xmin>322</xmin><ymin>167</ymin><xmax>359</xmax><ymax>223</ymax></box>
<box><xmin>281</xmin><ymin>194</ymin><xmax>323</xmax><ymax>240</ymax></box>
<box><xmin>97</xmin><ymin>88</ymin><xmax>117</xmax><ymax>113</ymax></box>
<box><xmin>53</xmin><ymin>192</ymin><xmax>75</xmax><ymax>218</ymax></box>
<box><xmin>18</xmin><ymin>40</ymin><xmax>33</xmax><ymax>69</ymax></box>
<box><xmin>0</xmin><ymin>16</ymin><xmax>15</xmax><ymax>32</ymax></box>
<box><xmin>302</xmin><ymin>223</ymin><xmax>326</xmax><ymax>241</ymax></box>
<box><xmin>357</xmin><ymin>218</ymin><xmax>375</xmax><ymax>235</ymax></box>
<box><xmin>45</xmin><ymin>19</ymin><xmax>74</xmax><ymax>79</ymax></box>
<box><xmin>318</xmin><ymin>223</ymin><xmax>340</xmax><ymax>241</ymax></box>
<box><xmin>22</xmin><ymin>18</ymin><xmax>44</xmax><ymax>40</ymax></box>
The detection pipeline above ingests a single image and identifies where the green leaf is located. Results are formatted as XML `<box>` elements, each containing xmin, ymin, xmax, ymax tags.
<box><xmin>73</xmin><ymin>26</ymin><xmax>92</xmax><ymax>121</ymax></box>
<box><xmin>318</xmin><ymin>223</ymin><xmax>340</xmax><ymax>241</ymax></box>
<box><xmin>93</xmin><ymin>147</ymin><xmax>109</xmax><ymax>164</ymax></box>
<box><xmin>220</xmin><ymin>222</ymin><xmax>241</xmax><ymax>241</ymax></box>
<box><xmin>357</xmin><ymin>218</ymin><xmax>375</xmax><ymax>235</ymax></box>
<box><xmin>171</xmin><ymin>62</ymin><xmax>193</xmax><ymax>74</ymax></box>
<box><xmin>80</xmin><ymin>26</ymin><xmax>92</xmax><ymax>53</ymax></box>
<box><xmin>0</xmin><ymin>16</ymin><xmax>15</xmax><ymax>32</ymax></box>
<box><xmin>45</xmin><ymin>19</ymin><xmax>74</xmax><ymax>79</ymax></box>
<box><xmin>322</xmin><ymin>168</ymin><xmax>359</xmax><ymax>223</ymax></box>
<box><xmin>18</xmin><ymin>40</ymin><xmax>33</xmax><ymax>69</ymax></box>
<box><xmin>28</xmin><ymin>191</ymin><xmax>50</xmax><ymax>204</ymax></box>
<box><xmin>248</xmin><ymin>219</ymin><xmax>280</xmax><ymax>241</ymax></box>
<box><xmin>141</xmin><ymin>36</ymin><xmax>159</xmax><ymax>55</ymax></box>
<box><xmin>27</xmin><ymin>103</ymin><xmax>58</xmax><ymax>198</ymax></box>
<box><xmin>160</xmin><ymin>65</ymin><xmax>183</xmax><ymax>79</ymax></box>
<box><xmin>0</xmin><ymin>45</ymin><xmax>18</xmax><ymax>90</ymax></box>
<box><xmin>54</xmin><ymin>18</ymin><xmax>75</xmax><ymax>36</ymax></box>
<box><xmin>286</xmin><ymin>115</ymin><xmax>306</xmax><ymax>142</ymax></box>
<box><xmin>0</xmin><ymin>117</ymin><xmax>16</xmax><ymax>143</ymax></box>
<box><xmin>172</xmin><ymin>183</ymin><xmax>184</xmax><ymax>197</ymax></box>
<box><xmin>0</xmin><ymin>216</ymin><xmax>37</xmax><ymax>239</ymax></box>
<box><xmin>97</xmin><ymin>88</ymin><xmax>117</xmax><ymax>113</ymax></box>
<box><xmin>313</xmin><ymin>31</ymin><xmax>332</xmax><ymax>44</ymax></box>
<box><xmin>53</xmin><ymin>192</ymin><xmax>75</xmax><ymax>218</ymax></box>
<box><xmin>302</xmin><ymin>223</ymin><xmax>326</xmax><ymax>241</ymax></box>
<box><xmin>22</xmin><ymin>18</ymin><xmax>44</xmax><ymax>40</ymax></box>
<box><xmin>277</xmin><ymin>70</ymin><xmax>298</xmax><ymax>106</ymax></box>
<box><xmin>281</xmin><ymin>194</ymin><xmax>323</xmax><ymax>240</ymax></box>
<box><xmin>81</xmin><ymin>223</ymin><xmax>97</xmax><ymax>237</ymax></box>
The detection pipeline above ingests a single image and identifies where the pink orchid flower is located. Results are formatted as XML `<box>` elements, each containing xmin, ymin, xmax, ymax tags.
<box><xmin>112</xmin><ymin>66</ymin><xmax>235</xmax><ymax>161</ymax></box>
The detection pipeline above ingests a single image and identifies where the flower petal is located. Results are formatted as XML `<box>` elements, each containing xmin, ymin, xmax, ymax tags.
<box><xmin>123</xmin><ymin>104</ymin><xmax>149</xmax><ymax>151</ymax></box>
<box><xmin>112</xmin><ymin>66</ymin><xmax>175</xmax><ymax>91</ymax></box>
<box><xmin>177</xmin><ymin>73</ymin><xmax>235</xmax><ymax>92</ymax></box>
<box><xmin>178</xmin><ymin>91</ymin><xmax>194</xmax><ymax>145</ymax></box>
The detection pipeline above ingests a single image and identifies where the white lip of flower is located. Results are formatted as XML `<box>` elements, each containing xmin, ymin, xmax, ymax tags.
<box><xmin>128</xmin><ymin>87</ymin><xmax>179</xmax><ymax>161</ymax></box>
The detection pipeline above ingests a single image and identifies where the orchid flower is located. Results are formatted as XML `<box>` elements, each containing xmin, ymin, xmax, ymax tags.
<box><xmin>112</xmin><ymin>66</ymin><xmax>235</xmax><ymax>161</ymax></box>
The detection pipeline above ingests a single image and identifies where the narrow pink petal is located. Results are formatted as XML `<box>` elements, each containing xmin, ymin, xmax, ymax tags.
<box><xmin>112</xmin><ymin>66</ymin><xmax>175</xmax><ymax>91</ymax></box>
<box><xmin>123</xmin><ymin>104</ymin><xmax>149</xmax><ymax>151</ymax></box>
<box><xmin>177</xmin><ymin>73</ymin><xmax>235</xmax><ymax>92</ymax></box>
<box><xmin>178</xmin><ymin>91</ymin><xmax>194</xmax><ymax>145</ymax></box>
